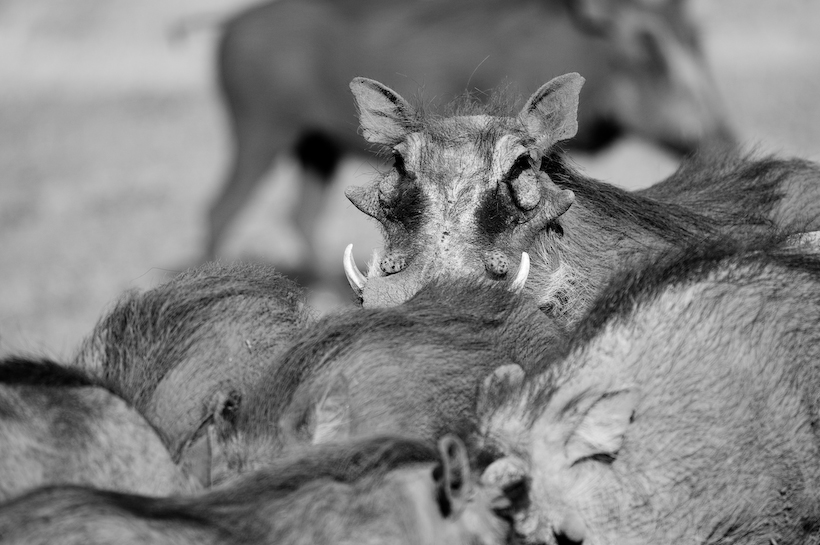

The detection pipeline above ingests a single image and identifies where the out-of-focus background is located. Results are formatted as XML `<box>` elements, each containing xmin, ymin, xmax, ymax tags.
<box><xmin>1</xmin><ymin>0</ymin><xmax>818</xmax><ymax>359</ymax></box>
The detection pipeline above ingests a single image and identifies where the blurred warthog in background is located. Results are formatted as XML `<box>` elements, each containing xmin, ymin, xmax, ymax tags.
<box><xmin>205</xmin><ymin>0</ymin><xmax>733</xmax><ymax>262</ymax></box>
<box><xmin>73</xmin><ymin>262</ymin><xmax>311</xmax><ymax>486</ymax></box>
<box><xmin>0</xmin><ymin>435</ymin><xmax>516</xmax><ymax>545</ymax></box>
<box><xmin>0</xmin><ymin>356</ymin><xmax>199</xmax><ymax>501</ymax></box>
<box><xmin>480</xmin><ymin>238</ymin><xmax>820</xmax><ymax>544</ymax></box>
<box><xmin>343</xmin><ymin>74</ymin><xmax>820</xmax><ymax>325</ymax></box>
<box><xmin>188</xmin><ymin>282</ymin><xmax>566</xmax><ymax>486</ymax></box>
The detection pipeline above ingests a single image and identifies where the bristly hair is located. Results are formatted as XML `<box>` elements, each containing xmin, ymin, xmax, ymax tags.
<box><xmin>523</xmin><ymin>232</ymin><xmax>820</xmax><ymax>422</ymax></box>
<box><xmin>0</xmin><ymin>355</ymin><xmax>99</xmax><ymax>388</ymax></box>
<box><xmin>567</xmin><ymin>231</ymin><xmax>812</xmax><ymax>354</ymax></box>
<box><xmin>439</xmin><ymin>80</ymin><xmax>525</xmax><ymax>119</ymax></box>
<box><xmin>224</xmin><ymin>435</ymin><xmax>439</xmax><ymax>497</ymax></box>
<box><xmin>75</xmin><ymin>261</ymin><xmax>310</xmax><ymax>408</ymax></box>
<box><xmin>639</xmin><ymin>150</ymin><xmax>818</xmax><ymax>233</ymax></box>
<box><xmin>368</xmin><ymin>81</ymin><xmax>527</xmax><ymax>161</ymax></box>
<box><xmin>541</xmin><ymin>151</ymin><xmax>775</xmax><ymax>246</ymax></box>
<box><xmin>2</xmin><ymin>435</ymin><xmax>441</xmax><ymax>543</ymax></box>
<box><xmin>236</xmin><ymin>279</ymin><xmax>565</xmax><ymax>437</ymax></box>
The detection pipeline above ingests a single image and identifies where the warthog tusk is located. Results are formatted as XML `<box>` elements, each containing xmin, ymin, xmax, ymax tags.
<box><xmin>343</xmin><ymin>244</ymin><xmax>366</xmax><ymax>295</ymax></box>
<box><xmin>788</xmin><ymin>231</ymin><xmax>820</xmax><ymax>248</ymax></box>
<box><xmin>510</xmin><ymin>252</ymin><xmax>530</xmax><ymax>293</ymax></box>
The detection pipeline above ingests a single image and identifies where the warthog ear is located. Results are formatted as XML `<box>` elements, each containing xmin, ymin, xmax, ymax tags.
<box><xmin>180</xmin><ymin>431</ymin><xmax>212</xmax><ymax>488</ymax></box>
<box><xmin>477</xmin><ymin>364</ymin><xmax>526</xmax><ymax>419</ymax></box>
<box><xmin>350</xmin><ymin>77</ymin><xmax>415</xmax><ymax>145</ymax></box>
<box><xmin>562</xmin><ymin>387</ymin><xmax>639</xmax><ymax>465</ymax></box>
<box><xmin>436</xmin><ymin>435</ymin><xmax>474</xmax><ymax>518</ymax></box>
<box><xmin>520</xmin><ymin>73</ymin><xmax>585</xmax><ymax>149</ymax></box>
<box><xmin>312</xmin><ymin>373</ymin><xmax>352</xmax><ymax>444</ymax></box>
<box><xmin>178</xmin><ymin>390</ymin><xmax>241</xmax><ymax>488</ymax></box>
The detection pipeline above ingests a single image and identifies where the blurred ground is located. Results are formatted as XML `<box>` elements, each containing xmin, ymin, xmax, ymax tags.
<box><xmin>0</xmin><ymin>0</ymin><xmax>819</xmax><ymax>359</ymax></box>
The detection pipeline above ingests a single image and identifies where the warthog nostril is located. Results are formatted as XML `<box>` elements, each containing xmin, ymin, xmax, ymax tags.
<box><xmin>485</xmin><ymin>250</ymin><xmax>510</xmax><ymax>277</ymax></box>
<box><xmin>379</xmin><ymin>252</ymin><xmax>408</xmax><ymax>275</ymax></box>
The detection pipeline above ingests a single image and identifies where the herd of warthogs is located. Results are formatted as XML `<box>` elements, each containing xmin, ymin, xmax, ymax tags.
<box><xmin>5</xmin><ymin>0</ymin><xmax>820</xmax><ymax>544</ymax></box>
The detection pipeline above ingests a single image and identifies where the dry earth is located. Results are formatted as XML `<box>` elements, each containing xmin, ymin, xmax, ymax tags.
<box><xmin>0</xmin><ymin>0</ymin><xmax>818</xmax><ymax>359</ymax></box>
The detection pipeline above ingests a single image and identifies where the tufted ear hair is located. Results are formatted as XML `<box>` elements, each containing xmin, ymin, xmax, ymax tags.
<box><xmin>477</xmin><ymin>364</ymin><xmax>526</xmax><ymax>419</ymax></box>
<box><xmin>178</xmin><ymin>390</ymin><xmax>241</xmax><ymax>488</ymax></box>
<box><xmin>520</xmin><ymin>73</ymin><xmax>585</xmax><ymax>150</ymax></box>
<box><xmin>312</xmin><ymin>373</ymin><xmax>352</xmax><ymax>444</ymax></box>
<box><xmin>350</xmin><ymin>77</ymin><xmax>416</xmax><ymax>145</ymax></box>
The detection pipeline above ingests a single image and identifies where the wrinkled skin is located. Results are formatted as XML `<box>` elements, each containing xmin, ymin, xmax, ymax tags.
<box><xmin>0</xmin><ymin>357</ymin><xmax>200</xmax><ymax>501</ymax></box>
<box><xmin>0</xmin><ymin>436</ymin><xmax>516</xmax><ymax>545</ymax></box>
<box><xmin>345</xmin><ymin>74</ymin><xmax>820</xmax><ymax>326</ymax></box>
<box><xmin>201</xmin><ymin>281</ymin><xmax>567</xmax><ymax>485</ymax></box>
<box><xmin>480</xmin><ymin>239</ymin><xmax>820</xmax><ymax>545</ymax></box>
<box><xmin>205</xmin><ymin>0</ymin><xmax>733</xmax><ymax>259</ymax></box>
<box><xmin>73</xmin><ymin>262</ymin><xmax>312</xmax><ymax>486</ymax></box>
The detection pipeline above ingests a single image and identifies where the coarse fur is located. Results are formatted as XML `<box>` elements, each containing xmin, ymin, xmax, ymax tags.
<box><xmin>208</xmin><ymin>281</ymin><xmax>567</xmax><ymax>481</ymax></box>
<box><xmin>0</xmin><ymin>436</ymin><xmax>513</xmax><ymax>545</ymax></box>
<box><xmin>639</xmin><ymin>152</ymin><xmax>820</xmax><ymax>231</ymax></box>
<box><xmin>0</xmin><ymin>356</ymin><xmax>200</xmax><ymax>501</ymax></box>
<box><xmin>559</xmin><ymin>232</ymin><xmax>798</xmax><ymax>357</ymax></box>
<box><xmin>524</xmin><ymin>150</ymin><xmax>814</xmax><ymax>323</ymax></box>
<box><xmin>481</xmin><ymin>237</ymin><xmax>820</xmax><ymax>544</ymax></box>
<box><xmin>73</xmin><ymin>262</ymin><xmax>312</xmax><ymax>469</ymax></box>
<box><xmin>0</xmin><ymin>356</ymin><xmax>99</xmax><ymax>388</ymax></box>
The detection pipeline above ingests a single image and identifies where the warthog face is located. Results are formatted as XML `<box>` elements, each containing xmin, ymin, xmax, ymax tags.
<box><xmin>344</xmin><ymin>74</ymin><xmax>580</xmax><ymax>308</ymax></box>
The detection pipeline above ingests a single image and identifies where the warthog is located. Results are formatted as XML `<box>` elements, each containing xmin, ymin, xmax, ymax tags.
<box><xmin>188</xmin><ymin>282</ymin><xmax>566</xmax><ymax>486</ymax></box>
<box><xmin>73</xmin><ymin>262</ymin><xmax>311</xmax><ymax>485</ymax></box>
<box><xmin>0</xmin><ymin>435</ymin><xmax>516</xmax><ymax>545</ymax></box>
<box><xmin>479</xmin><ymin>237</ymin><xmax>820</xmax><ymax>544</ymax></box>
<box><xmin>205</xmin><ymin>0</ymin><xmax>733</xmax><ymax>260</ymax></box>
<box><xmin>343</xmin><ymin>74</ymin><xmax>820</xmax><ymax>325</ymax></box>
<box><xmin>0</xmin><ymin>356</ymin><xmax>199</xmax><ymax>501</ymax></box>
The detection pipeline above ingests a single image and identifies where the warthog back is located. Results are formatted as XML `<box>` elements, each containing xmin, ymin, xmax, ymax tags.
<box><xmin>0</xmin><ymin>436</ymin><xmax>514</xmax><ymax>545</ymax></box>
<box><xmin>202</xmin><ymin>281</ymin><xmax>566</xmax><ymax>483</ymax></box>
<box><xmin>0</xmin><ymin>357</ymin><xmax>199</xmax><ymax>501</ymax></box>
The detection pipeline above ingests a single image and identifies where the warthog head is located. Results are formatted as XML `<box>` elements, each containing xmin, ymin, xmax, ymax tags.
<box><xmin>345</xmin><ymin>74</ymin><xmax>582</xmax><ymax>307</ymax></box>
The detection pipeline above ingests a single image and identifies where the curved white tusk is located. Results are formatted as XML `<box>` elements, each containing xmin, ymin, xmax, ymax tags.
<box><xmin>343</xmin><ymin>244</ymin><xmax>367</xmax><ymax>295</ymax></box>
<box><xmin>510</xmin><ymin>252</ymin><xmax>530</xmax><ymax>293</ymax></box>
<box><xmin>788</xmin><ymin>230</ymin><xmax>820</xmax><ymax>249</ymax></box>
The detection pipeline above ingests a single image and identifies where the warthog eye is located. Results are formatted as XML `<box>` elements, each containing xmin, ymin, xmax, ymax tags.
<box><xmin>573</xmin><ymin>452</ymin><xmax>616</xmax><ymax>466</ymax></box>
<box><xmin>392</xmin><ymin>150</ymin><xmax>414</xmax><ymax>179</ymax></box>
